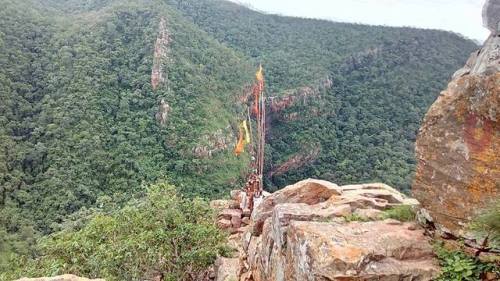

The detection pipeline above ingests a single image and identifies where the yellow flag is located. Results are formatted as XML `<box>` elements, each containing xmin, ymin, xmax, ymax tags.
<box><xmin>234</xmin><ymin>125</ymin><xmax>245</xmax><ymax>156</ymax></box>
<box><xmin>255</xmin><ymin>64</ymin><xmax>263</xmax><ymax>82</ymax></box>
<box><xmin>243</xmin><ymin>120</ymin><xmax>250</xmax><ymax>144</ymax></box>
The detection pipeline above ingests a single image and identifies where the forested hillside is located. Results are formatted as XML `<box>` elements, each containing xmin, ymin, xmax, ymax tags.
<box><xmin>0</xmin><ymin>0</ymin><xmax>254</xmax><ymax>264</ymax></box>
<box><xmin>0</xmin><ymin>0</ymin><xmax>476</xmax><ymax>270</ymax></box>
<box><xmin>167</xmin><ymin>0</ymin><xmax>477</xmax><ymax>191</ymax></box>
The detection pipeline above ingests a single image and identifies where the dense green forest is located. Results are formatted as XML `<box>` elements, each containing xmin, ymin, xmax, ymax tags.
<box><xmin>166</xmin><ymin>0</ymin><xmax>477</xmax><ymax>191</ymax></box>
<box><xmin>0</xmin><ymin>0</ymin><xmax>476</xmax><ymax>276</ymax></box>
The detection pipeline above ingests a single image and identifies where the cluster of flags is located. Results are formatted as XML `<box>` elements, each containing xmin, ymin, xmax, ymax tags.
<box><xmin>234</xmin><ymin>65</ymin><xmax>265</xmax><ymax>156</ymax></box>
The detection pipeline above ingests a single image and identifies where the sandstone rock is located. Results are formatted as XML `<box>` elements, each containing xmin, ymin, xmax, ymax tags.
<box><xmin>217</xmin><ymin>218</ymin><xmax>232</xmax><ymax>229</ymax></box>
<box><xmin>151</xmin><ymin>17</ymin><xmax>170</xmax><ymax>90</ymax></box>
<box><xmin>14</xmin><ymin>275</ymin><xmax>104</xmax><ymax>281</ymax></box>
<box><xmin>241</xmin><ymin>217</ymin><xmax>250</xmax><ymax>225</ymax></box>
<box><xmin>413</xmin><ymin>0</ymin><xmax>499</xmax><ymax>252</ymax></box>
<box><xmin>483</xmin><ymin>0</ymin><xmax>500</xmax><ymax>32</ymax></box>
<box><xmin>240</xmin><ymin>178</ymin><xmax>437</xmax><ymax>281</ymax></box>
<box><xmin>413</xmin><ymin>64</ymin><xmax>499</xmax><ymax>239</ymax></box>
<box><xmin>230</xmin><ymin>190</ymin><xmax>242</xmax><ymax>201</ymax></box>
<box><xmin>211</xmin><ymin>199</ymin><xmax>233</xmax><ymax>210</ymax></box>
<box><xmin>215</xmin><ymin>257</ymin><xmax>239</xmax><ymax>281</ymax></box>
<box><xmin>453</xmin><ymin>35</ymin><xmax>500</xmax><ymax>78</ymax></box>
<box><xmin>218</xmin><ymin>209</ymin><xmax>242</xmax><ymax>221</ymax></box>
<box><xmin>454</xmin><ymin>0</ymin><xmax>500</xmax><ymax>79</ymax></box>
<box><xmin>251</xmin><ymin>179</ymin><xmax>341</xmax><ymax>234</ymax></box>
<box><xmin>231</xmin><ymin>215</ymin><xmax>242</xmax><ymax>228</ymax></box>
<box><xmin>217</xmin><ymin>177</ymin><xmax>439</xmax><ymax>281</ymax></box>
<box><xmin>284</xmin><ymin>220</ymin><xmax>439</xmax><ymax>281</ymax></box>
<box><xmin>341</xmin><ymin>183</ymin><xmax>419</xmax><ymax>206</ymax></box>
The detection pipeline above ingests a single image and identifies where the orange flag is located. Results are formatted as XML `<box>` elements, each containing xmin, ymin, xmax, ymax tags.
<box><xmin>234</xmin><ymin>125</ymin><xmax>245</xmax><ymax>156</ymax></box>
<box><xmin>252</xmin><ymin>65</ymin><xmax>264</xmax><ymax>116</ymax></box>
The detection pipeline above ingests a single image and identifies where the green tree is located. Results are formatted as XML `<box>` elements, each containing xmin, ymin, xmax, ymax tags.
<box><xmin>2</xmin><ymin>182</ymin><xmax>228</xmax><ymax>281</ymax></box>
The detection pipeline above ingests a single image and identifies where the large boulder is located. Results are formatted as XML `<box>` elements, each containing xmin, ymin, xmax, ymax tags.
<box><xmin>413</xmin><ymin>1</ymin><xmax>499</xmax><ymax>241</ymax></box>
<box><xmin>250</xmin><ymin>179</ymin><xmax>341</xmax><ymax>234</ymax></box>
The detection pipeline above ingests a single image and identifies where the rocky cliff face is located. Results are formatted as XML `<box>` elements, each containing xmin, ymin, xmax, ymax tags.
<box><xmin>412</xmin><ymin>0</ymin><xmax>499</xmax><ymax>249</ymax></box>
<box><xmin>151</xmin><ymin>17</ymin><xmax>171</xmax><ymax>91</ymax></box>
<box><xmin>214</xmin><ymin>179</ymin><xmax>439</xmax><ymax>281</ymax></box>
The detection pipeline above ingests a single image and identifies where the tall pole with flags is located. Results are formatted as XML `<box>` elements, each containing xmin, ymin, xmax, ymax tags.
<box><xmin>235</xmin><ymin>65</ymin><xmax>266</xmax><ymax>212</ymax></box>
<box><xmin>255</xmin><ymin>65</ymin><xmax>265</xmax><ymax>197</ymax></box>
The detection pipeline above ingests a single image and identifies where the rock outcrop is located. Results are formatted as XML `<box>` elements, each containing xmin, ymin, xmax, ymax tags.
<box><xmin>483</xmin><ymin>0</ymin><xmax>500</xmax><ymax>32</ymax></box>
<box><xmin>151</xmin><ymin>17</ymin><xmax>171</xmax><ymax>90</ymax></box>
<box><xmin>215</xmin><ymin>257</ymin><xmax>239</xmax><ymax>281</ymax></box>
<box><xmin>412</xmin><ymin>0</ymin><xmax>499</xmax><ymax>250</ymax></box>
<box><xmin>155</xmin><ymin>98</ymin><xmax>171</xmax><ymax>126</ymax></box>
<box><xmin>14</xmin><ymin>275</ymin><xmax>105</xmax><ymax>281</ymax></box>
<box><xmin>213</xmin><ymin>179</ymin><xmax>439</xmax><ymax>281</ymax></box>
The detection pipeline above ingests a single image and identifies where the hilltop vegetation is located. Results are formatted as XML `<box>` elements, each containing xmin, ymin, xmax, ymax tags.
<box><xmin>0</xmin><ymin>0</ymin><xmax>476</xmax><ymax>274</ymax></box>
<box><xmin>2</xmin><ymin>183</ymin><xmax>227</xmax><ymax>281</ymax></box>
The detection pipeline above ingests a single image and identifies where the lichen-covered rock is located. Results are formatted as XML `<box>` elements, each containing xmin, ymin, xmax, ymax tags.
<box><xmin>14</xmin><ymin>275</ymin><xmax>104</xmax><ymax>281</ymax></box>
<box><xmin>413</xmin><ymin>4</ymin><xmax>499</xmax><ymax>240</ymax></box>
<box><xmin>284</xmin><ymin>220</ymin><xmax>439</xmax><ymax>281</ymax></box>
<box><xmin>250</xmin><ymin>179</ymin><xmax>341</xmax><ymax>234</ymax></box>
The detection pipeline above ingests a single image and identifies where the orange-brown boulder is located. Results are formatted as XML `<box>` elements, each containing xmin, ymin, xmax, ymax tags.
<box><xmin>412</xmin><ymin>9</ymin><xmax>499</xmax><ymax>239</ymax></box>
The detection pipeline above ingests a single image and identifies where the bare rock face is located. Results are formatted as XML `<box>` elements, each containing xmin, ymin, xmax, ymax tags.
<box><xmin>413</xmin><ymin>74</ymin><xmax>499</xmax><ymax>238</ymax></box>
<box><xmin>483</xmin><ymin>0</ymin><xmax>500</xmax><ymax>32</ymax></box>
<box><xmin>14</xmin><ymin>275</ymin><xmax>105</xmax><ymax>281</ymax></box>
<box><xmin>250</xmin><ymin>179</ymin><xmax>342</xmax><ymax>235</ymax></box>
<box><xmin>151</xmin><ymin>17</ymin><xmax>171</xmax><ymax>90</ymax></box>
<box><xmin>454</xmin><ymin>1</ymin><xmax>499</xmax><ymax>79</ymax></box>
<box><xmin>214</xmin><ymin>179</ymin><xmax>439</xmax><ymax>281</ymax></box>
<box><xmin>413</xmin><ymin>0</ymin><xmax>500</xmax><ymax>244</ymax></box>
<box><xmin>285</xmin><ymin>220</ymin><xmax>437</xmax><ymax>281</ymax></box>
<box><xmin>155</xmin><ymin>98</ymin><xmax>171</xmax><ymax>126</ymax></box>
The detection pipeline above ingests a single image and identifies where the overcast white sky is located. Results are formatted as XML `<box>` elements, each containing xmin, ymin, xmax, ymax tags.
<box><xmin>230</xmin><ymin>0</ymin><xmax>489</xmax><ymax>42</ymax></box>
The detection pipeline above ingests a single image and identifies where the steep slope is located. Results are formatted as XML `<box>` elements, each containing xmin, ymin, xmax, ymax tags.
<box><xmin>0</xmin><ymin>0</ymin><xmax>254</xmax><ymax>260</ymax></box>
<box><xmin>167</xmin><ymin>0</ymin><xmax>478</xmax><ymax>192</ymax></box>
<box><xmin>0</xmin><ymin>0</ymin><xmax>479</xmax><ymax>265</ymax></box>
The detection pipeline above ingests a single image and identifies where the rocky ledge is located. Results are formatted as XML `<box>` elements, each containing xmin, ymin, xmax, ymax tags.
<box><xmin>213</xmin><ymin>179</ymin><xmax>440</xmax><ymax>281</ymax></box>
